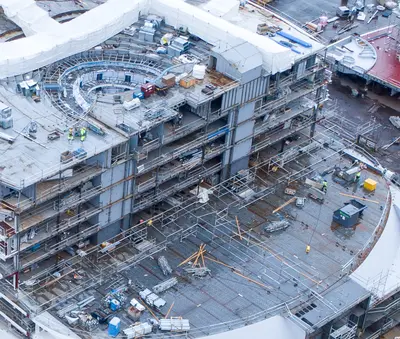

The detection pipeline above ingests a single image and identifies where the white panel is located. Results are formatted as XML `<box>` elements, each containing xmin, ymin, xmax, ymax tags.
<box><xmin>101</xmin><ymin>170</ymin><xmax>112</xmax><ymax>186</ymax></box>
<box><xmin>99</xmin><ymin>190</ymin><xmax>111</xmax><ymax>205</ymax></box>
<box><xmin>111</xmin><ymin>182</ymin><xmax>124</xmax><ymax>202</ymax></box>
<box><xmin>109</xmin><ymin>202</ymin><xmax>123</xmax><ymax>224</ymax></box>
<box><xmin>231</xmin><ymin>139</ymin><xmax>252</xmax><ymax>162</ymax></box>
<box><xmin>123</xmin><ymin>198</ymin><xmax>132</xmax><ymax>215</ymax></box>
<box><xmin>234</xmin><ymin>120</ymin><xmax>254</xmax><ymax>143</ymax></box>
<box><xmin>98</xmin><ymin>209</ymin><xmax>110</xmax><ymax>227</ymax></box>
<box><xmin>237</xmin><ymin>102</ymin><xmax>255</xmax><ymax>124</ymax></box>
<box><xmin>112</xmin><ymin>163</ymin><xmax>125</xmax><ymax>184</ymax></box>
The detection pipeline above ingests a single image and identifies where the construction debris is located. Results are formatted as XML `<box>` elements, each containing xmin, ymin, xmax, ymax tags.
<box><xmin>338</xmin><ymin>23</ymin><xmax>359</xmax><ymax>35</ymax></box>
<box><xmin>272</xmin><ymin>197</ymin><xmax>296</xmax><ymax>213</ymax></box>
<box><xmin>180</xmin><ymin>244</ymin><xmax>211</xmax><ymax>278</ymax></box>
<box><xmin>184</xmin><ymin>267</ymin><xmax>211</xmax><ymax>277</ymax></box>
<box><xmin>158</xmin><ymin>256</ymin><xmax>173</xmax><ymax>276</ymax></box>
<box><xmin>264</xmin><ymin>220</ymin><xmax>290</xmax><ymax>233</ymax></box>
<box><xmin>389</xmin><ymin>116</ymin><xmax>400</xmax><ymax>129</ymax></box>
<box><xmin>305</xmin><ymin>178</ymin><xmax>323</xmax><ymax>190</ymax></box>
<box><xmin>284</xmin><ymin>187</ymin><xmax>297</xmax><ymax>195</ymax></box>
<box><xmin>77</xmin><ymin>312</ymin><xmax>99</xmax><ymax>331</ymax></box>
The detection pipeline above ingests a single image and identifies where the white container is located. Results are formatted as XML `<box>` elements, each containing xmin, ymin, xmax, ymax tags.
<box><xmin>123</xmin><ymin>98</ymin><xmax>141</xmax><ymax>111</ymax></box>
<box><xmin>319</xmin><ymin>15</ymin><xmax>328</xmax><ymax>28</ymax></box>
<box><xmin>130</xmin><ymin>298</ymin><xmax>145</xmax><ymax>312</ymax></box>
<box><xmin>193</xmin><ymin>65</ymin><xmax>206</xmax><ymax>80</ymax></box>
<box><xmin>123</xmin><ymin>323</ymin><xmax>152</xmax><ymax>339</ymax></box>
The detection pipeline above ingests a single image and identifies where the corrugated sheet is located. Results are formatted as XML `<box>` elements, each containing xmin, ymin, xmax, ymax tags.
<box><xmin>240</xmin><ymin>76</ymin><xmax>269</xmax><ymax>102</ymax></box>
<box><xmin>213</xmin><ymin>42</ymin><xmax>263</xmax><ymax>75</ymax></box>
<box><xmin>222</xmin><ymin>87</ymin><xmax>239</xmax><ymax>109</ymax></box>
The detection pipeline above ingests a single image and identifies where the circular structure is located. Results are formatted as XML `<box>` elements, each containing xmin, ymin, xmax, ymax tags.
<box><xmin>43</xmin><ymin>49</ymin><xmax>174</xmax><ymax>117</ymax></box>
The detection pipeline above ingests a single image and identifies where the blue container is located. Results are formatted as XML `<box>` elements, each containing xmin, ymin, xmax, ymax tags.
<box><xmin>108</xmin><ymin>317</ymin><xmax>120</xmax><ymax>337</ymax></box>
<box><xmin>110</xmin><ymin>299</ymin><xmax>120</xmax><ymax>311</ymax></box>
<box><xmin>133</xmin><ymin>91</ymin><xmax>144</xmax><ymax>99</ymax></box>
<box><xmin>31</xmin><ymin>243</ymin><xmax>41</xmax><ymax>252</ymax></box>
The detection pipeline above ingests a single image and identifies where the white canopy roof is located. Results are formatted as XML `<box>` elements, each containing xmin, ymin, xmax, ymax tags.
<box><xmin>203</xmin><ymin>315</ymin><xmax>306</xmax><ymax>339</ymax></box>
<box><xmin>0</xmin><ymin>0</ymin><xmax>323</xmax><ymax>79</ymax></box>
<box><xmin>0</xmin><ymin>0</ymin><xmax>148</xmax><ymax>78</ymax></box>
<box><xmin>351</xmin><ymin>185</ymin><xmax>400</xmax><ymax>300</ymax></box>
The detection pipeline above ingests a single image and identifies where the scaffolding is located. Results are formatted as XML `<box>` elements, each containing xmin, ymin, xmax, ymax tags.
<box><xmin>329</xmin><ymin>320</ymin><xmax>357</xmax><ymax>339</ymax></box>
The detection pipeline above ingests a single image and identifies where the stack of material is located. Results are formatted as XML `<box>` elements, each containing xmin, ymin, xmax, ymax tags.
<box><xmin>158</xmin><ymin>256</ymin><xmax>173</xmax><ymax>276</ymax></box>
<box><xmin>153</xmin><ymin>277</ymin><xmax>178</xmax><ymax>294</ymax></box>
<box><xmin>159</xmin><ymin>318</ymin><xmax>190</xmax><ymax>332</ymax></box>
<box><xmin>139</xmin><ymin>289</ymin><xmax>166</xmax><ymax>309</ymax></box>
<box><xmin>123</xmin><ymin>322</ymin><xmax>152</xmax><ymax>338</ymax></box>
<box><xmin>135</xmin><ymin>240</ymin><xmax>154</xmax><ymax>252</ymax></box>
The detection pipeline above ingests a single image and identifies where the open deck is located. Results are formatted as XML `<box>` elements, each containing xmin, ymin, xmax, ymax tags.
<box><xmin>12</xmin><ymin>132</ymin><xmax>389</xmax><ymax>338</ymax></box>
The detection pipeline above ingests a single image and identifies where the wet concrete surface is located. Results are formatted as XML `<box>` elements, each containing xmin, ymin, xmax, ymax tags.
<box><xmin>328</xmin><ymin>77</ymin><xmax>400</xmax><ymax>172</ymax></box>
<box><xmin>270</xmin><ymin>0</ymin><xmax>400</xmax><ymax>42</ymax></box>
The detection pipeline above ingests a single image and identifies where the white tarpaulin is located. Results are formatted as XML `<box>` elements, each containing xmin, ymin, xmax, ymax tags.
<box><xmin>198</xmin><ymin>0</ymin><xmax>240</xmax><ymax>20</ymax></box>
<box><xmin>0</xmin><ymin>0</ymin><xmax>311</xmax><ymax>79</ymax></box>
<box><xmin>0</xmin><ymin>0</ymin><xmax>148</xmax><ymax>79</ymax></box>
<box><xmin>351</xmin><ymin>185</ymin><xmax>400</xmax><ymax>300</ymax></box>
<box><xmin>151</xmin><ymin>0</ymin><xmax>294</xmax><ymax>74</ymax></box>
<box><xmin>203</xmin><ymin>315</ymin><xmax>306</xmax><ymax>339</ymax></box>
<box><xmin>0</xmin><ymin>0</ymin><xmax>60</xmax><ymax>36</ymax></box>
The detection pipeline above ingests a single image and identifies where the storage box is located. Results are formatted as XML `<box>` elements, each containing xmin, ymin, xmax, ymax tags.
<box><xmin>108</xmin><ymin>317</ymin><xmax>120</xmax><ymax>337</ymax></box>
<box><xmin>364</xmin><ymin>178</ymin><xmax>377</xmax><ymax>191</ymax></box>
<box><xmin>140</xmin><ymin>83</ymin><xmax>155</xmax><ymax>98</ymax></box>
<box><xmin>179</xmin><ymin>76</ymin><xmax>196</xmax><ymax>89</ymax></box>
<box><xmin>162</xmin><ymin>74</ymin><xmax>176</xmax><ymax>87</ymax></box>
<box><xmin>110</xmin><ymin>299</ymin><xmax>120</xmax><ymax>311</ymax></box>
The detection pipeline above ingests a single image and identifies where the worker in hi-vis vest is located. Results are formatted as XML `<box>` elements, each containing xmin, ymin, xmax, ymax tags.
<box><xmin>322</xmin><ymin>180</ymin><xmax>328</xmax><ymax>193</ymax></box>
<box><xmin>80</xmin><ymin>127</ymin><xmax>87</xmax><ymax>142</ymax></box>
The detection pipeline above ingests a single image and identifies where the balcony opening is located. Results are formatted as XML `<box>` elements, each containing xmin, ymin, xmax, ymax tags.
<box><xmin>209</xmin><ymin>56</ymin><xmax>217</xmax><ymax>70</ymax></box>
<box><xmin>211</xmin><ymin>95</ymin><xmax>223</xmax><ymax>113</ymax></box>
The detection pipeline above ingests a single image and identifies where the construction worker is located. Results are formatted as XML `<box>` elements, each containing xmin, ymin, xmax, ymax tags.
<box><xmin>322</xmin><ymin>180</ymin><xmax>328</xmax><ymax>193</ymax></box>
<box><xmin>147</xmin><ymin>219</ymin><xmax>153</xmax><ymax>227</ymax></box>
<box><xmin>68</xmin><ymin>128</ymin><xmax>74</xmax><ymax>143</ymax></box>
<box><xmin>355</xmin><ymin>171</ymin><xmax>361</xmax><ymax>182</ymax></box>
<box><xmin>80</xmin><ymin>127</ymin><xmax>87</xmax><ymax>142</ymax></box>
<box><xmin>306</xmin><ymin>245</ymin><xmax>311</xmax><ymax>254</ymax></box>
